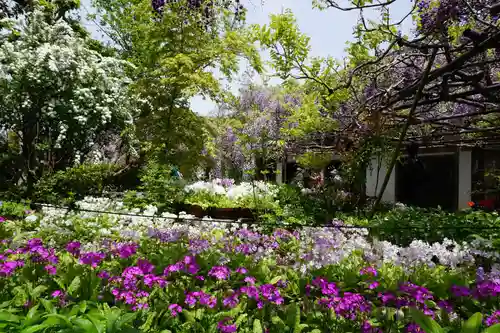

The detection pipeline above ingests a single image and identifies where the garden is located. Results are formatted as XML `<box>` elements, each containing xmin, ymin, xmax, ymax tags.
<box><xmin>1</xmin><ymin>0</ymin><xmax>500</xmax><ymax>331</ymax></box>
<box><xmin>1</xmin><ymin>179</ymin><xmax>500</xmax><ymax>332</ymax></box>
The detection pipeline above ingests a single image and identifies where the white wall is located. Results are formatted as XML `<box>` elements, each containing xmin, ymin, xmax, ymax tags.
<box><xmin>276</xmin><ymin>161</ymin><xmax>283</xmax><ymax>184</ymax></box>
<box><xmin>457</xmin><ymin>150</ymin><xmax>472</xmax><ymax>209</ymax></box>
<box><xmin>366</xmin><ymin>156</ymin><xmax>396</xmax><ymax>203</ymax></box>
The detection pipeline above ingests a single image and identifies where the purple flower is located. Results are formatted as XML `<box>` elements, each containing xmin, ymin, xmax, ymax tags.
<box><xmin>474</xmin><ymin>280</ymin><xmax>500</xmax><ymax>298</ymax></box>
<box><xmin>406</xmin><ymin>323</ymin><xmax>424</xmax><ymax>333</ymax></box>
<box><xmin>137</xmin><ymin>259</ymin><xmax>154</xmax><ymax>274</ymax></box>
<box><xmin>360</xmin><ymin>267</ymin><xmax>378</xmax><ymax>277</ymax></box>
<box><xmin>486</xmin><ymin>310</ymin><xmax>500</xmax><ymax>326</ymax></box>
<box><xmin>223</xmin><ymin>293</ymin><xmax>239</xmax><ymax>308</ymax></box>
<box><xmin>51</xmin><ymin>290</ymin><xmax>64</xmax><ymax>298</ymax></box>
<box><xmin>208</xmin><ymin>266</ymin><xmax>231</xmax><ymax>280</ymax></box>
<box><xmin>368</xmin><ymin>281</ymin><xmax>380</xmax><ymax>290</ymax></box>
<box><xmin>144</xmin><ymin>274</ymin><xmax>166</xmax><ymax>288</ymax></box>
<box><xmin>437</xmin><ymin>300</ymin><xmax>453</xmax><ymax>313</ymax></box>
<box><xmin>476</xmin><ymin>267</ymin><xmax>485</xmax><ymax>282</ymax></box>
<box><xmin>240</xmin><ymin>286</ymin><xmax>259</xmax><ymax>300</ymax></box>
<box><xmin>362</xmin><ymin>321</ymin><xmax>382</xmax><ymax>333</ymax></box>
<box><xmin>217</xmin><ymin>318</ymin><xmax>237</xmax><ymax>333</ymax></box>
<box><xmin>450</xmin><ymin>285</ymin><xmax>471</xmax><ymax>297</ymax></box>
<box><xmin>66</xmin><ymin>242</ymin><xmax>81</xmax><ymax>256</ymax></box>
<box><xmin>97</xmin><ymin>270</ymin><xmax>110</xmax><ymax>279</ymax></box>
<box><xmin>188</xmin><ymin>239</ymin><xmax>210</xmax><ymax>254</ymax></box>
<box><xmin>115</xmin><ymin>243</ymin><xmax>138</xmax><ymax>259</ymax></box>
<box><xmin>44</xmin><ymin>265</ymin><xmax>57</xmax><ymax>275</ymax></box>
<box><xmin>199</xmin><ymin>293</ymin><xmax>217</xmax><ymax>308</ymax></box>
<box><xmin>244</xmin><ymin>276</ymin><xmax>256</xmax><ymax>284</ymax></box>
<box><xmin>168</xmin><ymin>304</ymin><xmax>182</xmax><ymax>317</ymax></box>
<box><xmin>0</xmin><ymin>260</ymin><xmax>22</xmax><ymax>276</ymax></box>
<box><xmin>378</xmin><ymin>292</ymin><xmax>396</xmax><ymax>305</ymax></box>
<box><xmin>79</xmin><ymin>252</ymin><xmax>106</xmax><ymax>268</ymax></box>
<box><xmin>259</xmin><ymin>284</ymin><xmax>284</xmax><ymax>305</ymax></box>
<box><xmin>0</xmin><ymin>217</ymin><xmax>6</xmax><ymax>223</ymax></box>
<box><xmin>132</xmin><ymin>302</ymin><xmax>148</xmax><ymax>311</ymax></box>
<box><xmin>164</xmin><ymin>263</ymin><xmax>182</xmax><ymax>276</ymax></box>
<box><xmin>235</xmin><ymin>267</ymin><xmax>248</xmax><ymax>274</ymax></box>
<box><xmin>185</xmin><ymin>292</ymin><xmax>198</xmax><ymax>307</ymax></box>
<box><xmin>400</xmin><ymin>282</ymin><xmax>433</xmax><ymax>303</ymax></box>
<box><xmin>26</xmin><ymin>238</ymin><xmax>43</xmax><ymax>251</ymax></box>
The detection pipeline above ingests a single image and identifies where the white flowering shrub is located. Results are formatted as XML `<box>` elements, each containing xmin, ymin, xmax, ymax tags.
<box><xmin>183</xmin><ymin>179</ymin><xmax>280</xmax><ymax>209</ymax></box>
<box><xmin>0</xmin><ymin>10</ymin><xmax>136</xmax><ymax>187</ymax></box>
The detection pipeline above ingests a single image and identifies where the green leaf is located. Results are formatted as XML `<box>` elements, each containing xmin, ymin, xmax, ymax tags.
<box><xmin>79</xmin><ymin>301</ymin><xmax>88</xmax><ymax>314</ymax></box>
<box><xmin>235</xmin><ymin>313</ymin><xmax>248</xmax><ymax>326</ymax></box>
<box><xmin>0</xmin><ymin>301</ymin><xmax>11</xmax><ymax>309</ymax></box>
<box><xmin>43</xmin><ymin>314</ymin><xmax>73</xmax><ymax>328</ymax></box>
<box><xmin>484</xmin><ymin>324</ymin><xmax>500</xmax><ymax>333</ymax></box>
<box><xmin>253</xmin><ymin>319</ymin><xmax>263</xmax><ymax>333</ymax></box>
<box><xmin>409</xmin><ymin>308</ymin><xmax>443</xmax><ymax>333</ymax></box>
<box><xmin>139</xmin><ymin>311</ymin><xmax>156</xmax><ymax>331</ymax></box>
<box><xmin>269</xmin><ymin>276</ymin><xmax>284</xmax><ymax>285</ymax></box>
<box><xmin>182</xmin><ymin>310</ymin><xmax>196</xmax><ymax>323</ymax></box>
<box><xmin>31</xmin><ymin>285</ymin><xmax>47</xmax><ymax>299</ymax></box>
<box><xmin>74</xmin><ymin>318</ymin><xmax>98</xmax><ymax>333</ymax></box>
<box><xmin>68</xmin><ymin>276</ymin><xmax>81</xmax><ymax>296</ymax></box>
<box><xmin>40</xmin><ymin>299</ymin><xmax>55</xmax><ymax>314</ymax></box>
<box><xmin>26</xmin><ymin>304</ymin><xmax>40</xmax><ymax>321</ymax></box>
<box><xmin>85</xmin><ymin>314</ymin><xmax>105</xmax><ymax>333</ymax></box>
<box><xmin>461</xmin><ymin>313</ymin><xmax>482</xmax><ymax>333</ymax></box>
<box><xmin>310</xmin><ymin>330</ymin><xmax>322</xmax><ymax>333</ymax></box>
<box><xmin>0</xmin><ymin>311</ymin><xmax>20</xmax><ymax>323</ymax></box>
<box><xmin>271</xmin><ymin>316</ymin><xmax>285</xmax><ymax>327</ymax></box>
<box><xmin>20</xmin><ymin>324</ymin><xmax>50</xmax><ymax>333</ymax></box>
<box><xmin>106</xmin><ymin>308</ymin><xmax>122</xmax><ymax>332</ymax></box>
<box><xmin>115</xmin><ymin>312</ymin><xmax>137</xmax><ymax>330</ymax></box>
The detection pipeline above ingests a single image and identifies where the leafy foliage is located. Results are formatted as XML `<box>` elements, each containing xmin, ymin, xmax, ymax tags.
<box><xmin>33</xmin><ymin>164</ymin><xmax>123</xmax><ymax>205</ymax></box>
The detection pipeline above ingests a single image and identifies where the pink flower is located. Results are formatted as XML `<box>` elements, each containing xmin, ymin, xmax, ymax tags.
<box><xmin>168</xmin><ymin>304</ymin><xmax>182</xmax><ymax>317</ymax></box>
<box><xmin>235</xmin><ymin>267</ymin><xmax>248</xmax><ymax>274</ymax></box>
<box><xmin>360</xmin><ymin>267</ymin><xmax>378</xmax><ymax>277</ymax></box>
<box><xmin>44</xmin><ymin>265</ymin><xmax>57</xmax><ymax>275</ymax></box>
<box><xmin>208</xmin><ymin>266</ymin><xmax>231</xmax><ymax>280</ymax></box>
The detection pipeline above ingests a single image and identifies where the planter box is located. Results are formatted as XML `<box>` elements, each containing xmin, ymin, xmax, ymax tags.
<box><xmin>184</xmin><ymin>204</ymin><xmax>205</xmax><ymax>218</ymax></box>
<box><xmin>208</xmin><ymin>207</ymin><xmax>255</xmax><ymax>220</ymax></box>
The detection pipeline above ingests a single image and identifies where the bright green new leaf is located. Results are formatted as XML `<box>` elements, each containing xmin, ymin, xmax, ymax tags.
<box><xmin>409</xmin><ymin>308</ymin><xmax>444</xmax><ymax>333</ymax></box>
<box><xmin>253</xmin><ymin>318</ymin><xmax>263</xmax><ymax>333</ymax></box>
<box><xmin>461</xmin><ymin>313</ymin><xmax>483</xmax><ymax>333</ymax></box>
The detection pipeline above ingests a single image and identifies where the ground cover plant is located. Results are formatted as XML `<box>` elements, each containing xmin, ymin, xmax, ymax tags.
<box><xmin>0</xmin><ymin>197</ymin><xmax>498</xmax><ymax>332</ymax></box>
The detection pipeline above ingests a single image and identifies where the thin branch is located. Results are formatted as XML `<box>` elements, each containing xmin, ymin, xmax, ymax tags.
<box><xmin>371</xmin><ymin>48</ymin><xmax>438</xmax><ymax>215</ymax></box>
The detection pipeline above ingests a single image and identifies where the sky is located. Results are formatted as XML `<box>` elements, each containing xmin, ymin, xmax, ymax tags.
<box><xmin>81</xmin><ymin>0</ymin><xmax>413</xmax><ymax>116</ymax></box>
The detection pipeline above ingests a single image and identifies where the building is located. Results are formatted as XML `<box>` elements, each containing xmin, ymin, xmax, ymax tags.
<box><xmin>366</xmin><ymin>146</ymin><xmax>500</xmax><ymax>210</ymax></box>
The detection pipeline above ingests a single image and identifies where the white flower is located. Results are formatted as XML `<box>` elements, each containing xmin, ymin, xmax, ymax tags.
<box><xmin>25</xmin><ymin>215</ymin><xmax>38</xmax><ymax>222</ymax></box>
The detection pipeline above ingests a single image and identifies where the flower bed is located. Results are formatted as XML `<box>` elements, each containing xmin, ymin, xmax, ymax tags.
<box><xmin>0</xmin><ymin>197</ymin><xmax>499</xmax><ymax>331</ymax></box>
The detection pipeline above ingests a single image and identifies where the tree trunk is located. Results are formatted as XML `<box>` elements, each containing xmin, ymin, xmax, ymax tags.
<box><xmin>21</xmin><ymin>111</ymin><xmax>37</xmax><ymax>197</ymax></box>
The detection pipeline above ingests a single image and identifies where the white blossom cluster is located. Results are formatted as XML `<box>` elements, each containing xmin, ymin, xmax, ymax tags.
<box><xmin>0</xmin><ymin>10</ymin><xmax>136</xmax><ymax>159</ymax></box>
<box><xmin>27</xmin><ymin>196</ymin><xmax>500</xmax><ymax>273</ymax></box>
<box><xmin>184</xmin><ymin>179</ymin><xmax>279</xmax><ymax>199</ymax></box>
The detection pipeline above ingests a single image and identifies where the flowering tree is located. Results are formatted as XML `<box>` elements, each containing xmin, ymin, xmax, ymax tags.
<box><xmin>256</xmin><ymin>2</ymin><xmax>500</xmax><ymax>206</ymax></box>
<box><xmin>0</xmin><ymin>8</ymin><xmax>136</xmax><ymax>194</ymax></box>
<box><xmin>91</xmin><ymin>0</ymin><xmax>262</xmax><ymax>176</ymax></box>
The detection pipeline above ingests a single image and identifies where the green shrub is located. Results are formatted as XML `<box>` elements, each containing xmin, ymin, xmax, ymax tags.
<box><xmin>33</xmin><ymin>163</ymin><xmax>121</xmax><ymax>204</ymax></box>
<box><xmin>123</xmin><ymin>160</ymin><xmax>185</xmax><ymax>213</ymax></box>
<box><xmin>365</xmin><ymin>206</ymin><xmax>500</xmax><ymax>246</ymax></box>
<box><xmin>0</xmin><ymin>200</ymin><xmax>31</xmax><ymax>219</ymax></box>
